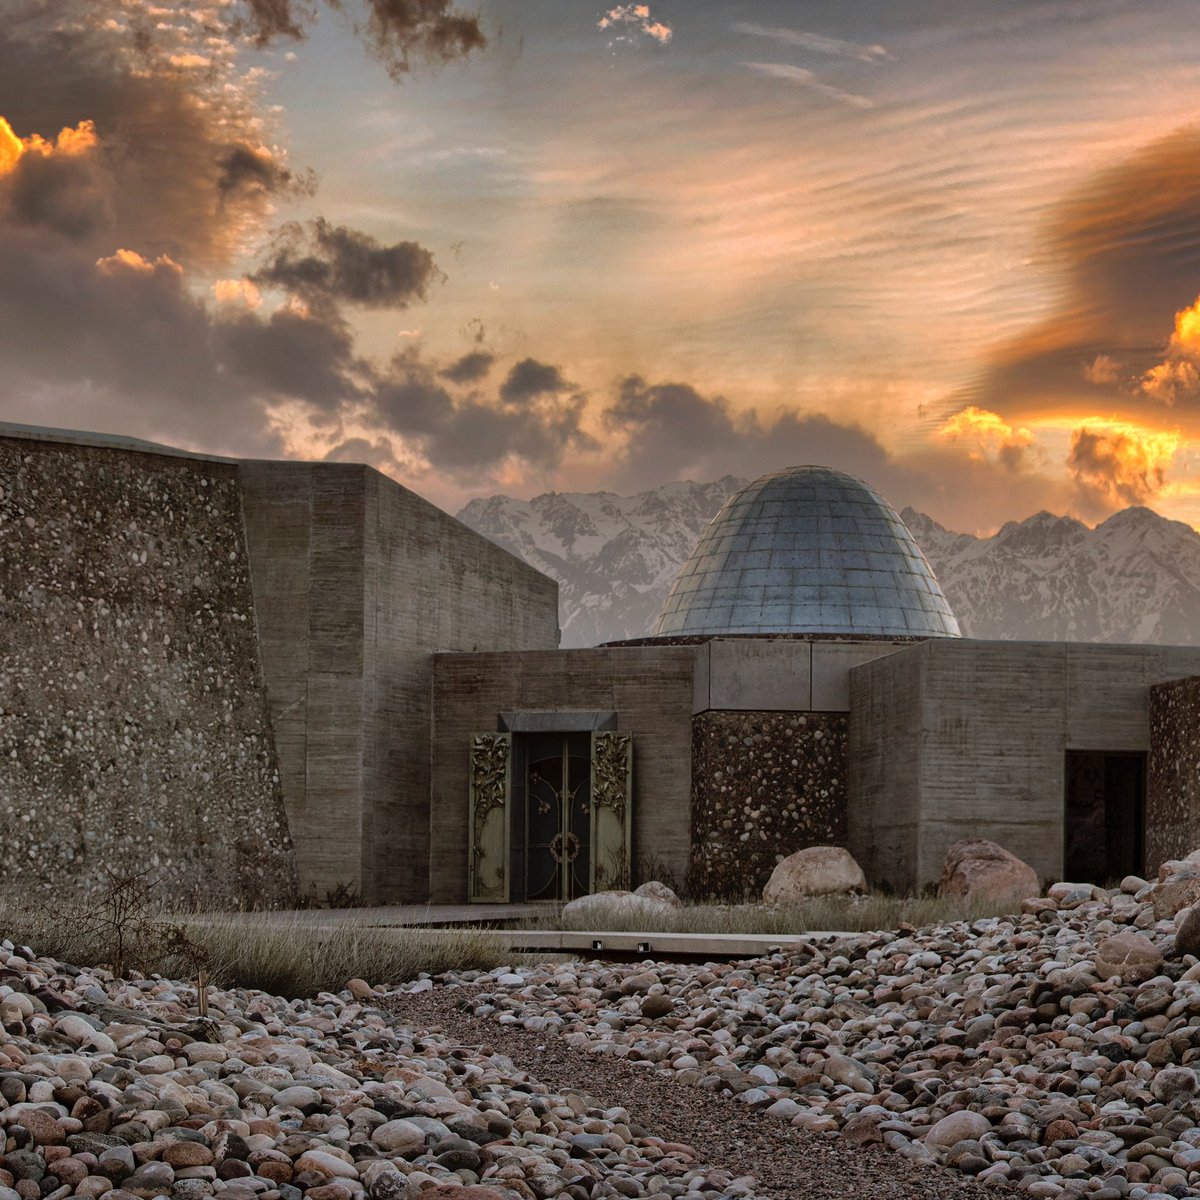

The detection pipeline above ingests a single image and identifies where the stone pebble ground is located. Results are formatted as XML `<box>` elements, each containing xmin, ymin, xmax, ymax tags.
<box><xmin>395</xmin><ymin>866</ymin><xmax>1200</xmax><ymax>1200</ymax></box>
<box><xmin>5</xmin><ymin>861</ymin><xmax>1200</xmax><ymax>1199</ymax></box>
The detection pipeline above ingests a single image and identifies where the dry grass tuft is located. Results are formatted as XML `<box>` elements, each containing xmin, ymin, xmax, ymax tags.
<box><xmin>0</xmin><ymin>901</ymin><xmax>514</xmax><ymax>998</ymax></box>
<box><xmin>539</xmin><ymin>892</ymin><xmax>1019</xmax><ymax>935</ymax></box>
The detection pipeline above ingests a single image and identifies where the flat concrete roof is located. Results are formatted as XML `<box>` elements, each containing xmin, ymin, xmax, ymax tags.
<box><xmin>0</xmin><ymin>420</ymin><xmax>240</xmax><ymax>464</ymax></box>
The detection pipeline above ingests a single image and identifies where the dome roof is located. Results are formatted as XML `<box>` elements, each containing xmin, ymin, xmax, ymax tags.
<box><xmin>654</xmin><ymin>466</ymin><xmax>960</xmax><ymax>639</ymax></box>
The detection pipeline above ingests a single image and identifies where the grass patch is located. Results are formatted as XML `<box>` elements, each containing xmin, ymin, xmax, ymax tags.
<box><xmin>532</xmin><ymin>893</ymin><xmax>1019</xmax><ymax>935</ymax></box>
<box><xmin>0</xmin><ymin>902</ymin><xmax>515</xmax><ymax>998</ymax></box>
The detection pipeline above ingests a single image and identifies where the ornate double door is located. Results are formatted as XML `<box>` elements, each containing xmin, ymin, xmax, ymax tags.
<box><xmin>468</xmin><ymin>730</ymin><xmax>632</xmax><ymax>903</ymax></box>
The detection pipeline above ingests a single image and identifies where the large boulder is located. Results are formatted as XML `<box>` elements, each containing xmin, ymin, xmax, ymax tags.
<box><xmin>936</xmin><ymin>839</ymin><xmax>1039</xmax><ymax>903</ymax></box>
<box><xmin>763</xmin><ymin>846</ymin><xmax>866</xmax><ymax>903</ymax></box>
<box><xmin>561</xmin><ymin>890</ymin><xmax>673</xmax><ymax>921</ymax></box>
<box><xmin>1094</xmin><ymin>931</ymin><xmax>1163</xmax><ymax>983</ymax></box>
<box><xmin>634</xmin><ymin>880</ymin><xmax>682</xmax><ymax>908</ymax></box>
<box><xmin>1151</xmin><ymin>862</ymin><xmax>1200</xmax><ymax>919</ymax></box>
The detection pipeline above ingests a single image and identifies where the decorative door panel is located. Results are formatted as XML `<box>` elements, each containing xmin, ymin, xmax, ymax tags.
<box><xmin>468</xmin><ymin>732</ymin><xmax>511</xmax><ymax>903</ymax></box>
<box><xmin>590</xmin><ymin>731</ymin><xmax>632</xmax><ymax>892</ymax></box>
<box><xmin>525</xmin><ymin>732</ymin><xmax>593</xmax><ymax>901</ymax></box>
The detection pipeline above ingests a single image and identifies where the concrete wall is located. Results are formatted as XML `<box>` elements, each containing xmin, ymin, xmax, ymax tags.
<box><xmin>848</xmin><ymin>647</ymin><xmax>924</xmax><ymax>894</ymax></box>
<box><xmin>0</xmin><ymin>434</ymin><xmax>296</xmax><ymax>905</ymax></box>
<box><xmin>240</xmin><ymin>462</ymin><xmax>560</xmax><ymax>904</ymax></box>
<box><xmin>690</xmin><ymin>710</ymin><xmax>848</xmax><ymax>898</ymax></box>
<box><xmin>430</xmin><ymin>647</ymin><xmax>696</xmax><ymax>902</ymax></box>
<box><xmin>850</xmin><ymin>640</ymin><xmax>1200</xmax><ymax>892</ymax></box>
<box><xmin>1148</xmin><ymin>677</ymin><xmax>1200</xmax><ymax>868</ymax></box>
<box><xmin>693</xmin><ymin>637</ymin><xmax>911</xmax><ymax>713</ymax></box>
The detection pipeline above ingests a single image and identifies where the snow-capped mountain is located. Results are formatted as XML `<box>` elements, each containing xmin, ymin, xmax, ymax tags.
<box><xmin>457</xmin><ymin>483</ymin><xmax>1200</xmax><ymax>647</ymax></box>
<box><xmin>456</xmin><ymin>478</ymin><xmax>746</xmax><ymax>646</ymax></box>
<box><xmin>903</xmin><ymin>505</ymin><xmax>1200</xmax><ymax>644</ymax></box>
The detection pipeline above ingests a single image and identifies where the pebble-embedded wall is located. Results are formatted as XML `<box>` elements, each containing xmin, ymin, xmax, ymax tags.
<box><xmin>0</xmin><ymin>435</ymin><xmax>297</xmax><ymax>906</ymax></box>
<box><xmin>688</xmin><ymin>709</ymin><xmax>849</xmax><ymax>899</ymax></box>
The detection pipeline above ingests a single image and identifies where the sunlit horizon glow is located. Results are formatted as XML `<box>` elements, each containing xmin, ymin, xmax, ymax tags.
<box><xmin>6</xmin><ymin>2</ymin><xmax>1200</xmax><ymax>536</ymax></box>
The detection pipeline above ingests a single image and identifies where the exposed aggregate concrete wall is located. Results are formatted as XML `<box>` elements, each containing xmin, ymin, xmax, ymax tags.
<box><xmin>0</xmin><ymin>436</ymin><xmax>296</xmax><ymax>905</ymax></box>
<box><xmin>688</xmin><ymin>709</ymin><xmax>848</xmax><ymax>899</ymax></box>
<box><xmin>1148</xmin><ymin>676</ymin><xmax>1200</xmax><ymax>869</ymax></box>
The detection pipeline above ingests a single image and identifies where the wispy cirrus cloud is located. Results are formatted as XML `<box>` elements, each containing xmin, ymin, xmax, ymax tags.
<box><xmin>740</xmin><ymin>62</ymin><xmax>873</xmax><ymax>109</ymax></box>
<box><xmin>732</xmin><ymin>22</ymin><xmax>891</xmax><ymax>64</ymax></box>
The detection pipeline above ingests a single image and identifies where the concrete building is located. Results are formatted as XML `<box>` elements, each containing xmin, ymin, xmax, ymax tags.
<box><xmin>3</xmin><ymin>423</ymin><xmax>1199</xmax><ymax>905</ymax></box>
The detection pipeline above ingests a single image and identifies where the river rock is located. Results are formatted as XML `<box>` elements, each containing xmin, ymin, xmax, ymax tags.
<box><xmin>1093</xmin><ymin>930</ymin><xmax>1163</xmax><ymax>982</ymax></box>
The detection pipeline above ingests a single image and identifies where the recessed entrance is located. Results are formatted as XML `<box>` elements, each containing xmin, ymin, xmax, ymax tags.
<box><xmin>1064</xmin><ymin>750</ymin><xmax>1145</xmax><ymax>883</ymax></box>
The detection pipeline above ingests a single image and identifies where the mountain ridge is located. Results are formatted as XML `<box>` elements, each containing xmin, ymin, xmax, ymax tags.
<box><xmin>457</xmin><ymin>482</ymin><xmax>1200</xmax><ymax>648</ymax></box>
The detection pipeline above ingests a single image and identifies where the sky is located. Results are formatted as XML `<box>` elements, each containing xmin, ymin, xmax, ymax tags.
<box><xmin>5</xmin><ymin>1</ymin><xmax>1200</xmax><ymax>533</ymax></box>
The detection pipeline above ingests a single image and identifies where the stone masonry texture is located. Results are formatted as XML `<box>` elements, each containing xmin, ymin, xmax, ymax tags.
<box><xmin>689</xmin><ymin>709</ymin><xmax>849</xmax><ymax>900</ymax></box>
<box><xmin>1147</xmin><ymin>676</ymin><xmax>1200</xmax><ymax>869</ymax></box>
<box><xmin>0</xmin><ymin>436</ymin><xmax>297</xmax><ymax>906</ymax></box>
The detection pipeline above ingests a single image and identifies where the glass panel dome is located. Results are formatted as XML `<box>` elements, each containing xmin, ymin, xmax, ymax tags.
<box><xmin>654</xmin><ymin>466</ymin><xmax>961</xmax><ymax>638</ymax></box>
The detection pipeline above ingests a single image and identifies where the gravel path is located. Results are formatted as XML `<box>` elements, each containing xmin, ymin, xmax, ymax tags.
<box><xmin>386</xmin><ymin>987</ymin><xmax>1015</xmax><ymax>1200</ymax></box>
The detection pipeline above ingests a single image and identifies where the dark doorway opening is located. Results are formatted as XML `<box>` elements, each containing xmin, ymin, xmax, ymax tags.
<box><xmin>1064</xmin><ymin>751</ymin><xmax>1145</xmax><ymax>883</ymax></box>
<box><xmin>513</xmin><ymin>731</ymin><xmax>593</xmax><ymax>902</ymax></box>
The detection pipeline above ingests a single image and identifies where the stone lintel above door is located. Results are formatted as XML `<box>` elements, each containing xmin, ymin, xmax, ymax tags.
<box><xmin>499</xmin><ymin>710</ymin><xmax>617</xmax><ymax>733</ymax></box>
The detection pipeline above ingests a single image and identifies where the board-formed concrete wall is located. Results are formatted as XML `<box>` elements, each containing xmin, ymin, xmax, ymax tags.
<box><xmin>0</xmin><ymin>433</ymin><xmax>296</xmax><ymax>906</ymax></box>
<box><xmin>430</xmin><ymin>647</ymin><xmax>696</xmax><ymax>902</ymax></box>
<box><xmin>240</xmin><ymin>462</ymin><xmax>560</xmax><ymax>904</ymax></box>
<box><xmin>689</xmin><ymin>710</ymin><xmax>848</xmax><ymax>899</ymax></box>
<box><xmin>850</xmin><ymin>640</ymin><xmax>1200</xmax><ymax>892</ymax></box>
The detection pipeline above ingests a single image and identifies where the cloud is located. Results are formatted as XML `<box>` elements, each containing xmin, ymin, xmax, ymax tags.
<box><xmin>935</xmin><ymin>405</ymin><xmax>1032</xmax><ymax>470</ymax></box>
<box><xmin>1139</xmin><ymin>294</ymin><xmax>1200</xmax><ymax>405</ymax></box>
<box><xmin>964</xmin><ymin>127</ymin><xmax>1200</xmax><ymax>426</ymax></box>
<box><xmin>369</xmin><ymin>350</ymin><xmax>594</xmax><ymax>474</ymax></box>
<box><xmin>597</xmin><ymin>5</ymin><xmax>673</xmax><ymax>47</ymax></box>
<box><xmin>439</xmin><ymin>350</ymin><xmax>495</xmax><ymax>383</ymax></box>
<box><xmin>0</xmin><ymin>11</ymin><xmax>300</xmax><ymax>267</ymax></box>
<box><xmin>498</xmin><ymin>358</ymin><xmax>573</xmax><ymax>405</ymax></box>
<box><xmin>252</xmin><ymin>218</ymin><xmax>444</xmax><ymax>313</ymax></box>
<box><xmin>602</xmin><ymin>375</ymin><xmax>895</xmax><ymax>487</ymax></box>
<box><xmin>740</xmin><ymin>62</ymin><xmax>872</xmax><ymax>109</ymax></box>
<box><xmin>732</xmin><ymin>23</ymin><xmax>891</xmax><ymax>64</ymax></box>
<box><xmin>1082</xmin><ymin>353</ymin><xmax>1121</xmax><ymax>385</ymax></box>
<box><xmin>1067</xmin><ymin>423</ymin><xmax>1180</xmax><ymax>515</ymax></box>
<box><xmin>238</xmin><ymin>0</ymin><xmax>486</xmax><ymax>78</ymax></box>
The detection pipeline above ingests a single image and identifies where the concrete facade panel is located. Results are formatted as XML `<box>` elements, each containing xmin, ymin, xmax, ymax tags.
<box><xmin>430</xmin><ymin>647</ymin><xmax>696</xmax><ymax>903</ymax></box>
<box><xmin>812</xmin><ymin>640</ymin><xmax>909</xmax><ymax>711</ymax></box>
<box><xmin>848</xmin><ymin>645</ymin><xmax>923</xmax><ymax>893</ymax></box>
<box><xmin>702</xmin><ymin>639</ymin><xmax>813</xmax><ymax>711</ymax></box>
<box><xmin>240</xmin><ymin>461</ymin><xmax>559</xmax><ymax>904</ymax></box>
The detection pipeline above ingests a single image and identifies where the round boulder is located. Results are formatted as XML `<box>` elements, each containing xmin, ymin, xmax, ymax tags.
<box><xmin>561</xmin><ymin>890</ymin><xmax>673</xmax><ymax>920</ymax></box>
<box><xmin>936</xmin><ymin>839</ymin><xmax>1039</xmax><ymax>903</ymax></box>
<box><xmin>763</xmin><ymin>846</ymin><xmax>866</xmax><ymax>903</ymax></box>
<box><xmin>634</xmin><ymin>881</ymin><xmax>681</xmax><ymax>908</ymax></box>
<box><xmin>1094</xmin><ymin>931</ymin><xmax>1163</xmax><ymax>983</ymax></box>
<box><xmin>1176</xmin><ymin>906</ymin><xmax>1200</xmax><ymax>959</ymax></box>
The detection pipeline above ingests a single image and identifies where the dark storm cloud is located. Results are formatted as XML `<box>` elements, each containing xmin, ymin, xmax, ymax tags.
<box><xmin>1</xmin><ymin>138</ymin><xmax>114</xmax><ymax>241</ymax></box>
<box><xmin>217</xmin><ymin>145</ymin><xmax>315</xmax><ymax>204</ymax></box>
<box><xmin>604</xmin><ymin>375</ymin><xmax>894</xmax><ymax>486</ymax></box>
<box><xmin>963</xmin><ymin>126</ymin><xmax>1200</xmax><ymax>421</ymax></box>
<box><xmin>238</xmin><ymin>0</ymin><xmax>485</xmax><ymax>78</ymax></box>
<box><xmin>215</xmin><ymin>307</ymin><xmax>362</xmax><ymax>414</ymax></box>
<box><xmin>0</xmin><ymin>11</ymin><xmax>297</xmax><ymax>267</ymax></box>
<box><xmin>601</xmin><ymin>374</ymin><xmax>1071</xmax><ymax>532</ymax></box>
<box><xmin>371</xmin><ymin>351</ymin><xmax>593</xmax><ymax>472</ymax></box>
<box><xmin>252</xmin><ymin>219</ymin><xmax>443</xmax><ymax>312</ymax></box>
<box><xmin>439</xmin><ymin>350</ymin><xmax>495</xmax><ymax>383</ymax></box>
<box><xmin>499</xmin><ymin>358</ymin><xmax>573</xmax><ymax>405</ymax></box>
